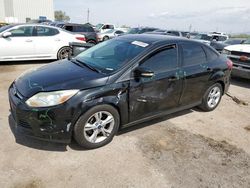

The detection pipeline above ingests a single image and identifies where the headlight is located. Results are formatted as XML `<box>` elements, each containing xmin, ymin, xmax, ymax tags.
<box><xmin>26</xmin><ymin>90</ymin><xmax>79</xmax><ymax>107</ymax></box>
<box><xmin>222</xmin><ymin>49</ymin><xmax>231</xmax><ymax>55</ymax></box>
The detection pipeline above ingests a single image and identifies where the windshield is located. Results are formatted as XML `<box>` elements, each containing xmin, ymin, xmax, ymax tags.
<box><xmin>127</xmin><ymin>28</ymin><xmax>140</xmax><ymax>34</ymax></box>
<box><xmin>243</xmin><ymin>39</ymin><xmax>250</xmax><ymax>44</ymax></box>
<box><xmin>76</xmin><ymin>39</ymin><xmax>148</xmax><ymax>74</ymax></box>
<box><xmin>96</xmin><ymin>24</ymin><xmax>104</xmax><ymax>30</ymax></box>
<box><xmin>194</xmin><ymin>34</ymin><xmax>212</xmax><ymax>41</ymax></box>
<box><xmin>0</xmin><ymin>25</ymin><xmax>14</xmax><ymax>33</ymax></box>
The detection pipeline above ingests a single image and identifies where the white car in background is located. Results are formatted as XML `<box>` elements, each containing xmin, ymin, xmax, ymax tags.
<box><xmin>0</xmin><ymin>24</ymin><xmax>86</xmax><ymax>61</ymax></box>
<box><xmin>97</xmin><ymin>29</ymin><xmax>124</xmax><ymax>42</ymax></box>
<box><xmin>95</xmin><ymin>23</ymin><xmax>115</xmax><ymax>33</ymax></box>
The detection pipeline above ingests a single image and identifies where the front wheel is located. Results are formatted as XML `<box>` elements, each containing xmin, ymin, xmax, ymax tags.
<box><xmin>74</xmin><ymin>105</ymin><xmax>120</xmax><ymax>149</ymax></box>
<box><xmin>199</xmin><ymin>83</ymin><xmax>223</xmax><ymax>112</ymax></box>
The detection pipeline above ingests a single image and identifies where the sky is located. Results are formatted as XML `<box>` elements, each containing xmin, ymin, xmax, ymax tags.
<box><xmin>54</xmin><ymin>0</ymin><xmax>250</xmax><ymax>34</ymax></box>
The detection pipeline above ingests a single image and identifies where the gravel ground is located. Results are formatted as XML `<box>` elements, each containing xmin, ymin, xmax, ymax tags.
<box><xmin>0</xmin><ymin>62</ymin><xmax>250</xmax><ymax>188</ymax></box>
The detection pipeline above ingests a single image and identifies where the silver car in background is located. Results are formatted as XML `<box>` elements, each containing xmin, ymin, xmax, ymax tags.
<box><xmin>97</xmin><ymin>29</ymin><xmax>124</xmax><ymax>42</ymax></box>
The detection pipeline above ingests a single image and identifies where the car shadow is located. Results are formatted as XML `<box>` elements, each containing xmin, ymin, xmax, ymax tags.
<box><xmin>231</xmin><ymin>77</ymin><xmax>250</xmax><ymax>89</ymax></box>
<box><xmin>118</xmin><ymin>108</ymin><xmax>194</xmax><ymax>135</ymax></box>
<box><xmin>8</xmin><ymin>108</ymin><xmax>196</xmax><ymax>151</ymax></box>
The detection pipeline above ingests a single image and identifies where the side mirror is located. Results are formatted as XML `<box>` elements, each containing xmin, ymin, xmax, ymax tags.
<box><xmin>2</xmin><ymin>31</ymin><xmax>12</xmax><ymax>38</ymax></box>
<box><xmin>134</xmin><ymin>67</ymin><xmax>154</xmax><ymax>78</ymax></box>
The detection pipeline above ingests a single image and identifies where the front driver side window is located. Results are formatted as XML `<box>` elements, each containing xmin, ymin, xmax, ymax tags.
<box><xmin>140</xmin><ymin>45</ymin><xmax>178</xmax><ymax>74</ymax></box>
<box><xmin>9</xmin><ymin>26</ymin><xmax>33</xmax><ymax>37</ymax></box>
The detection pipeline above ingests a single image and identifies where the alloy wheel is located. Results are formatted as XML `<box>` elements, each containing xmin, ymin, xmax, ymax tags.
<box><xmin>207</xmin><ymin>86</ymin><xmax>221</xmax><ymax>108</ymax></box>
<box><xmin>83</xmin><ymin>111</ymin><xmax>115</xmax><ymax>143</ymax></box>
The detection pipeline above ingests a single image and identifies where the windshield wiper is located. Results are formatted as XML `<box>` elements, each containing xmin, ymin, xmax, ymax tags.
<box><xmin>71</xmin><ymin>58</ymin><xmax>101</xmax><ymax>73</ymax></box>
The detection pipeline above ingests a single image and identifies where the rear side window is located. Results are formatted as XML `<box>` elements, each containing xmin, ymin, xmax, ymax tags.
<box><xmin>182</xmin><ymin>43</ymin><xmax>206</xmax><ymax>66</ymax></box>
<box><xmin>64</xmin><ymin>25</ymin><xmax>74</xmax><ymax>32</ymax></box>
<box><xmin>36</xmin><ymin>27</ymin><xmax>59</xmax><ymax>36</ymax></box>
<box><xmin>73</xmin><ymin>26</ymin><xmax>86</xmax><ymax>32</ymax></box>
<box><xmin>140</xmin><ymin>45</ymin><xmax>178</xmax><ymax>73</ymax></box>
<box><xmin>167</xmin><ymin>31</ymin><xmax>180</xmax><ymax>36</ymax></box>
<box><xmin>203</xmin><ymin>46</ymin><xmax>219</xmax><ymax>61</ymax></box>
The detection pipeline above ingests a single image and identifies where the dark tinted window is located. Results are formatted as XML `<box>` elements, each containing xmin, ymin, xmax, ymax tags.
<box><xmin>203</xmin><ymin>46</ymin><xmax>219</xmax><ymax>61</ymax></box>
<box><xmin>64</xmin><ymin>25</ymin><xmax>73</xmax><ymax>32</ymax></box>
<box><xmin>115</xmin><ymin>30</ymin><xmax>124</xmax><ymax>34</ymax></box>
<box><xmin>9</xmin><ymin>26</ymin><xmax>33</xmax><ymax>37</ymax></box>
<box><xmin>36</xmin><ymin>26</ymin><xmax>59</xmax><ymax>36</ymax></box>
<box><xmin>182</xmin><ymin>43</ymin><xmax>206</xmax><ymax>66</ymax></box>
<box><xmin>218</xmin><ymin>36</ymin><xmax>227</xmax><ymax>41</ymax></box>
<box><xmin>167</xmin><ymin>31</ymin><xmax>180</xmax><ymax>36</ymax></box>
<box><xmin>141</xmin><ymin>45</ymin><xmax>178</xmax><ymax>73</ymax></box>
<box><xmin>73</xmin><ymin>26</ymin><xmax>86</xmax><ymax>32</ymax></box>
<box><xmin>103</xmin><ymin>25</ymin><xmax>114</xmax><ymax>30</ymax></box>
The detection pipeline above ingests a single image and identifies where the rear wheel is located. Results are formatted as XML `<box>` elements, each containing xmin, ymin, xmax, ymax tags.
<box><xmin>74</xmin><ymin>105</ymin><xmax>120</xmax><ymax>149</ymax></box>
<box><xmin>199</xmin><ymin>83</ymin><xmax>223</xmax><ymax>111</ymax></box>
<box><xmin>87</xmin><ymin>40</ymin><xmax>97</xmax><ymax>45</ymax></box>
<box><xmin>57</xmin><ymin>46</ymin><xmax>72</xmax><ymax>60</ymax></box>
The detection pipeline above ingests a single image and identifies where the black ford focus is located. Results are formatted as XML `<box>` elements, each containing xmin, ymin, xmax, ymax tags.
<box><xmin>9</xmin><ymin>34</ymin><xmax>232</xmax><ymax>149</ymax></box>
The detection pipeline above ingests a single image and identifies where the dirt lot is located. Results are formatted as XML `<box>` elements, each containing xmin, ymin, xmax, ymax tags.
<box><xmin>0</xmin><ymin>62</ymin><xmax>250</xmax><ymax>188</ymax></box>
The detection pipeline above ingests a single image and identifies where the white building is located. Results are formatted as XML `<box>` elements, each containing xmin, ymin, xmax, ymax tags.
<box><xmin>0</xmin><ymin>0</ymin><xmax>54</xmax><ymax>23</ymax></box>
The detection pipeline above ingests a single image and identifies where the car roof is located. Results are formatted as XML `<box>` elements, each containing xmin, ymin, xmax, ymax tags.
<box><xmin>118</xmin><ymin>34</ymin><xmax>189</xmax><ymax>44</ymax></box>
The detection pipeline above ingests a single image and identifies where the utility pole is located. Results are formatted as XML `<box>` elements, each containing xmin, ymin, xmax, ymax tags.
<box><xmin>189</xmin><ymin>24</ymin><xmax>192</xmax><ymax>32</ymax></box>
<box><xmin>87</xmin><ymin>8</ymin><xmax>90</xmax><ymax>23</ymax></box>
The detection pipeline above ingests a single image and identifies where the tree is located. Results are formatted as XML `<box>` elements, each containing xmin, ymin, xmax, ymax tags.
<box><xmin>54</xmin><ymin>10</ymin><xmax>70</xmax><ymax>22</ymax></box>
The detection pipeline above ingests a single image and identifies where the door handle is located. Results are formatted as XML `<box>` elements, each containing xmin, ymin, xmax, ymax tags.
<box><xmin>168</xmin><ymin>76</ymin><xmax>179</xmax><ymax>82</ymax></box>
<box><xmin>25</xmin><ymin>39</ymin><xmax>32</xmax><ymax>42</ymax></box>
<box><xmin>55</xmin><ymin>38</ymin><xmax>61</xmax><ymax>41</ymax></box>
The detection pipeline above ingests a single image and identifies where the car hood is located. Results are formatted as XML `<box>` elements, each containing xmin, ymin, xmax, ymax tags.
<box><xmin>224</xmin><ymin>44</ymin><xmax>250</xmax><ymax>53</ymax></box>
<box><xmin>15</xmin><ymin>59</ymin><xmax>109</xmax><ymax>98</ymax></box>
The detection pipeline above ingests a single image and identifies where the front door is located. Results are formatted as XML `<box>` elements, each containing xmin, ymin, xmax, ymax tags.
<box><xmin>0</xmin><ymin>26</ymin><xmax>35</xmax><ymax>60</ymax></box>
<box><xmin>129</xmin><ymin>44</ymin><xmax>183</xmax><ymax>122</ymax></box>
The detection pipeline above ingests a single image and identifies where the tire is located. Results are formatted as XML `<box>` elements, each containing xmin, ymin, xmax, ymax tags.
<box><xmin>74</xmin><ymin>105</ymin><xmax>120</xmax><ymax>149</ymax></box>
<box><xmin>199</xmin><ymin>83</ymin><xmax>223</xmax><ymax>112</ymax></box>
<box><xmin>103</xmin><ymin>36</ymin><xmax>109</xmax><ymax>41</ymax></box>
<box><xmin>57</xmin><ymin>46</ymin><xmax>72</xmax><ymax>60</ymax></box>
<box><xmin>87</xmin><ymin>40</ymin><xmax>97</xmax><ymax>45</ymax></box>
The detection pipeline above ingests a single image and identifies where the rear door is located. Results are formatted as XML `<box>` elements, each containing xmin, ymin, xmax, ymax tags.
<box><xmin>129</xmin><ymin>44</ymin><xmax>183</xmax><ymax>122</ymax></box>
<box><xmin>179</xmin><ymin>42</ymin><xmax>212</xmax><ymax>106</ymax></box>
<box><xmin>32</xmin><ymin>26</ymin><xmax>61</xmax><ymax>58</ymax></box>
<box><xmin>0</xmin><ymin>25</ymin><xmax>35</xmax><ymax>60</ymax></box>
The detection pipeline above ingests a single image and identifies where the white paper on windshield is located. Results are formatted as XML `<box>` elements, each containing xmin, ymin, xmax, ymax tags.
<box><xmin>131</xmin><ymin>41</ymin><xmax>149</xmax><ymax>48</ymax></box>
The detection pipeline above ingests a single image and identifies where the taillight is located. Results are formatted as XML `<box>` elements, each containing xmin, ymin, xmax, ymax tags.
<box><xmin>76</xmin><ymin>37</ymin><xmax>86</xmax><ymax>41</ymax></box>
<box><xmin>226</xmin><ymin>59</ymin><xmax>233</xmax><ymax>70</ymax></box>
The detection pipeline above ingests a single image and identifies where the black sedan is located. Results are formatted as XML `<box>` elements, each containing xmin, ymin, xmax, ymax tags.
<box><xmin>9</xmin><ymin>34</ymin><xmax>232</xmax><ymax>149</ymax></box>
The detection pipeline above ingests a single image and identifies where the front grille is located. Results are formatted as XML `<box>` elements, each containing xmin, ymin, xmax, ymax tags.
<box><xmin>19</xmin><ymin>120</ymin><xmax>31</xmax><ymax>129</ymax></box>
<box><xmin>231</xmin><ymin>51</ymin><xmax>250</xmax><ymax>57</ymax></box>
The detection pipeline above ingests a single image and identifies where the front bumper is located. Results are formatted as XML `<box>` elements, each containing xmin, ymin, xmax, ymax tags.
<box><xmin>8</xmin><ymin>83</ymin><xmax>74</xmax><ymax>143</ymax></box>
<box><xmin>227</xmin><ymin>55</ymin><xmax>250</xmax><ymax>79</ymax></box>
